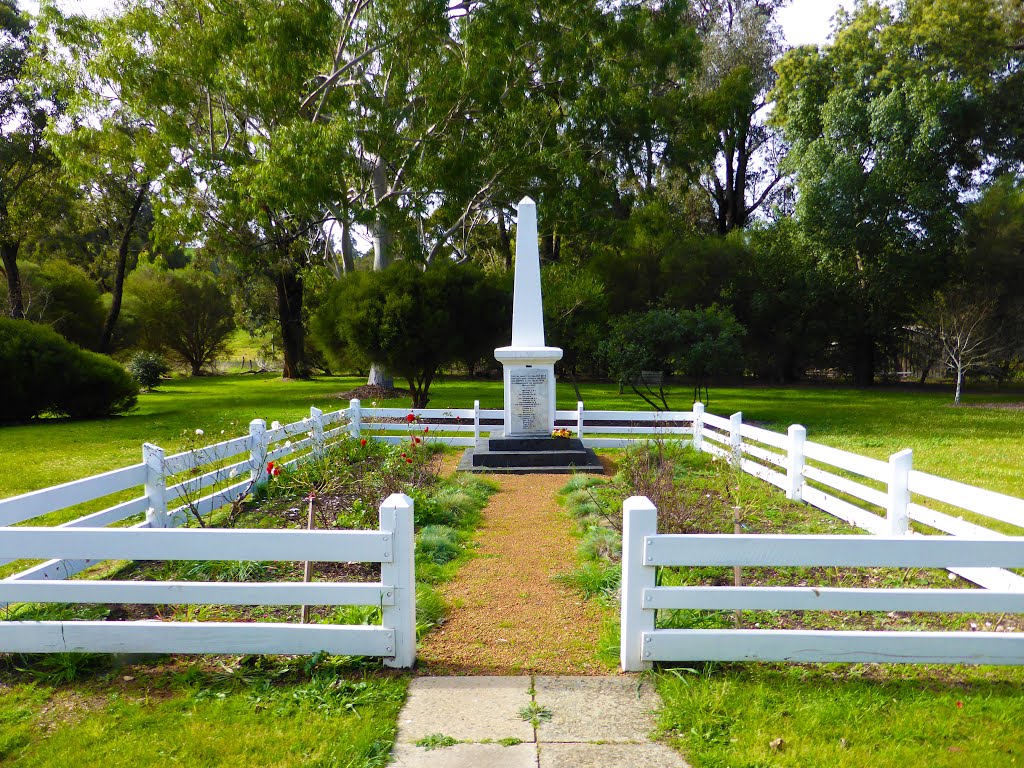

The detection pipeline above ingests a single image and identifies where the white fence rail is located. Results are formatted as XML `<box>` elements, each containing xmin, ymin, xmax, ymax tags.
<box><xmin>0</xmin><ymin>494</ymin><xmax>416</xmax><ymax>665</ymax></box>
<box><xmin>620</xmin><ymin>496</ymin><xmax>1024</xmax><ymax>670</ymax></box>
<box><xmin>690</xmin><ymin>402</ymin><xmax>1024</xmax><ymax>592</ymax></box>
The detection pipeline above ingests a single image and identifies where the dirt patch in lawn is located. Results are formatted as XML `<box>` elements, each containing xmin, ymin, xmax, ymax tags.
<box><xmin>417</xmin><ymin>471</ymin><xmax>612</xmax><ymax>676</ymax></box>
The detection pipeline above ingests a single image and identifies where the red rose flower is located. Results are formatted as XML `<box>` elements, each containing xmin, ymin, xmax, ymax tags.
<box><xmin>406</xmin><ymin>413</ymin><xmax>415</xmax><ymax>423</ymax></box>
<box><xmin>360</xmin><ymin>438</ymin><xmax>367</xmax><ymax>446</ymax></box>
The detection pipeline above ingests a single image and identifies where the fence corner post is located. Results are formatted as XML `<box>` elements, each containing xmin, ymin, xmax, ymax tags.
<box><xmin>249</xmin><ymin>418</ymin><xmax>268</xmax><ymax>487</ymax></box>
<box><xmin>887</xmin><ymin>448</ymin><xmax>913</xmax><ymax>536</ymax></box>
<box><xmin>621</xmin><ymin>495</ymin><xmax>658</xmax><ymax>673</ymax></box>
<box><xmin>692</xmin><ymin>402</ymin><xmax>704</xmax><ymax>452</ymax></box>
<box><xmin>473</xmin><ymin>400</ymin><xmax>481</xmax><ymax>445</ymax></box>
<box><xmin>786</xmin><ymin>424</ymin><xmax>806</xmax><ymax>502</ymax></box>
<box><xmin>576</xmin><ymin>400</ymin><xmax>585</xmax><ymax>440</ymax></box>
<box><xmin>380</xmin><ymin>493</ymin><xmax>416</xmax><ymax>669</ymax></box>
<box><xmin>349</xmin><ymin>398</ymin><xmax>362</xmax><ymax>439</ymax></box>
<box><xmin>729</xmin><ymin>411</ymin><xmax>743</xmax><ymax>466</ymax></box>
<box><xmin>142</xmin><ymin>442</ymin><xmax>167</xmax><ymax>528</ymax></box>
<box><xmin>309</xmin><ymin>406</ymin><xmax>325</xmax><ymax>457</ymax></box>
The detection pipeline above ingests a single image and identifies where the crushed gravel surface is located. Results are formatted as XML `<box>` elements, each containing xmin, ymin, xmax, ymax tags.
<box><xmin>417</xmin><ymin>471</ymin><xmax>611</xmax><ymax>676</ymax></box>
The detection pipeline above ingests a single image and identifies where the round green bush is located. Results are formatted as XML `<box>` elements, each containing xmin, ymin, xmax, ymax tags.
<box><xmin>0</xmin><ymin>319</ymin><xmax>138</xmax><ymax>422</ymax></box>
<box><xmin>127</xmin><ymin>351</ymin><xmax>171</xmax><ymax>390</ymax></box>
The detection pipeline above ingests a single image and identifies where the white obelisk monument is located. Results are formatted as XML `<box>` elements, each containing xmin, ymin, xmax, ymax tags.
<box><xmin>494</xmin><ymin>197</ymin><xmax>563</xmax><ymax>438</ymax></box>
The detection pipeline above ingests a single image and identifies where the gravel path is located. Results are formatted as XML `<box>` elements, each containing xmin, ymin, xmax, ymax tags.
<box><xmin>418</xmin><ymin>471</ymin><xmax>611</xmax><ymax>675</ymax></box>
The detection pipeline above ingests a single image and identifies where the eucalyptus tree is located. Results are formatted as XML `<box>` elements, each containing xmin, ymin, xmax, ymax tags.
<box><xmin>52</xmin><ymin>0</ymin><xmax>353</xmax><ymax>378</ymax></box>
<box><xmin>0</xmin><ymin>0</ymin><xmax>56</xmax><ymax>318</ymax></box>
<box><xmin>771</xmin><ymin>0</ymin><xmax>1019</xmax><ymax>385</ymax></box>
<box><xmin>687</xmin><ymin>0</ymin><xmax>789</xmax><ymax>233</ymax></box>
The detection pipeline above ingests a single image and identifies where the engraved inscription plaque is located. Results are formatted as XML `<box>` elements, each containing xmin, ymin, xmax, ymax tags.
<box><xmin>509</xmin><ymin>367</ymin><xmax>551</xmax><ymax>435</ymax></box>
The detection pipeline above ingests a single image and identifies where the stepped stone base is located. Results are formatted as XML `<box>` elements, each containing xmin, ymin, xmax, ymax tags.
<box><xmin>458</xmin><ymin>436</ymin><xmax>603</xmax><ymax>475</ymax></box>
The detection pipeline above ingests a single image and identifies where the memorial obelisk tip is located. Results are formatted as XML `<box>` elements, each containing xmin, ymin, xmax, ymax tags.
<box><xmin>494</xmin><ymin>197</ymin><xmax>562</xmax><ymax>438</ymax></box>
<box><xmin>510</xmin><ymin>197</ymin><xmax>545</xmax><ymax>348</ymax></box>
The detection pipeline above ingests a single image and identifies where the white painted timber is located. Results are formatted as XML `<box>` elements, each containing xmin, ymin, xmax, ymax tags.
<box><xmin>908</xmin><ymin>503</ymin><xmax>1011</xmax><ymax>538</ymax></box>
<box><xmin>742</xmin><ymin>442</ymin><xmax>787</xmax><ymax>468</ymax></box>
<box><xmin>0</xmin><ymin>463</ymin><xmax>146</xmax><ymax>527</ymax></box>
<box><xmin>642</xmin><ymin>629</ymin><xmax>1024</xmax><ymax>665</ymax></box>
<box><xmin>572</xmin><ymin>426</ymin><xmax>692</xmax><ymax>436</ymax></box>
<box><xmin>0</xmin><ymin>622</ymin><xmax>395</xmax><ymax>656</ymax></box>
<box><xmin>642</xmin><ymin>586</ymin><xmax>1024</xmax><ymax>613</ymax></box>
<box><xmin>786</xmin><ymin>424</ymin><xmax>806</xmax><ymax>502</ymax></box>
<box><xmin>908</xmin><ymin>470</ymin><xmax>1024</xmax><ymax>530</ymax></box>
<box><xmin>802</xmin><ymin>464</ymin><xmax>888</xmax><ymax>508</ymax></box>
<box><xmin>739</xmin><ymin>459</ymin><xmax>788</xmax><ymax>491</ymax></box>
<box><xmin>380</xmin><ymin>493</ymin><xmax>416</xmax><ymax>668</ymax></box>
<box><xmin>701</xmin><ymin>428</ymin><xmax>731</xmax><ymax>447</ymax></box>
<box><xmin>361</xmin><ymin>407</ymin><xmax>476</xmax><ymax>419</ymax></box>
<box><xmin>739</xmin><ymin>423</ymin><xmax>789</xmax><ymax>450</ymax></box>
<box><xmin>362</xmin><ymin>423</ymin><xmax>479</xmax><ymax>434</ymax></box>
<box><xmin>692</xmin><ymin>402</ymin><xmax>704</xmax><ymax>452</ymax></box>
<box><xmin>887</xmin><ymin>449</ymin><xmax>913</xmax><ymax>536</ymax></box>
<box><xmin>166</xmin><ymin>457</ymin><xmax>251</xmax><ymax>500</ymax></box>
<box><xmin>574</xmin><ymin>410</ymin><xmax>693</xmax><ymax>423</ymax></box>
<box><xmin>620</xmin><ymin>497</ymin><xmax>658</xmax><ymax>672</ymax></box>
<box><xmin>267</xmin><ymin>436</ymin><xmax>315</xmax><ymax>462</ymax></box>
<box><xmin>0</xmin><ymin>580</ymin><xmax>393</xmax><ymax>606</ymax></box>
<box><xmin>642</xmin><ymin>533</ymin><xmax>1024</xmax><ymax>568</ymax></box>
<box><xmin>803</xmin><ymin>441</ymin><xmax>889</xmax><ymax>482</ymax></box>
<box><xmin>57</xmin><ymin>496</ymin><xmax>151</xmax><ymax>529</ymax></box>
<box><xmin>800</xmin><ymin>485</ymin><xmax>887</xmax><ymax>533</ymax></box>
<box><xmin>702</xmin><ymin>412</ymin><xmax>731</xmax><ymax>430</ymax></box>
<box><xmin>702</xmin><ymin>442</ymin><xmax>730</xmax><ymax>460</ymax></box>
<box><xmin>163</xmin><ymin>435</ymin><xmax>251</xmax><ymax>475</ymax></box>
<box><xmin>168</xmin><ymin>478</ymin><xmax>250</xmax><ymax>523</ymax></box>
<box><xmin>0</xmin><ymin>527</ymin><xmax>391</xmax><ymax>563</ymax></box>
<box><xmin>349</xmin><ymin>400</ymin><xmax>361</xmax><ymax>438</ymax></box>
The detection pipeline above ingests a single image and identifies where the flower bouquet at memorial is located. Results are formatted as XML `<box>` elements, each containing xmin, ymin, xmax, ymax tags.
<box><xmin>551</xmin><ymin>428</ymin><xmax>572</xmax><ymax>439</ymax></box>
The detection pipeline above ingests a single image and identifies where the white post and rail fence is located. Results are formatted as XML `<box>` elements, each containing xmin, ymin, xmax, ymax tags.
<box><xmin>2</xmin><ymin>399</ymin><xmax>1023</xmax><ymax>663</ymax></box>
<box><xmin>621</xmin><ymin>495</ymin><xmax>1024</xmax><ymax>670</ymax></box>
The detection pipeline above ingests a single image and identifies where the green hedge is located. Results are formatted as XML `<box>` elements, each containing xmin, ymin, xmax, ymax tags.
<box><xmin>0</xmin><ymin>319</ymin><xmax>138</xmax><ymax>422</ymax></box>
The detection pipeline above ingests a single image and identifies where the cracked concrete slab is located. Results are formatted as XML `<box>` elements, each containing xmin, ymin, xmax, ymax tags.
<box><xmin>538</xmin><ymin>742</ymin><xmax>689</xmax><ymax>767</ymax></box>
<box><xmin>395</xmin><ymin>676</ymin><xmax>535</xmax><ymax>743</ymax></box>
<box><xmin>390</xmin><ymin>742</ymin><xmax>538</xmax><ymax>768</ymax></box>
<box><xmin>533</xmin><ymin>676</ymin><xmax>661</xmax><ymax>743</ymax></box>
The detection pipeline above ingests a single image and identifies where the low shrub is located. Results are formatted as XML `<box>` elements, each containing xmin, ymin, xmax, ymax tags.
<box><xmin>554</xmin><ymin>561</ymin><xmax>621</xmax><ymax>600</ymax></box>
<box><xmin>579</xmin><ymin>526</ymin><xmax>622</xmax><ymax>562</ymax></box>
<box><xmin>0</xmin><ymin>318</ymin><xmax>138</xmax><ymax>421</ymax></box>
<box><xmin>127</xmin><ymin>351</ymin><xmax>171</xmax><ymax>390</ymax></box>
<box><xmin>416</xmin><ymin>525</ymin><xmax>462</xmax><ymax>566</ymax></box>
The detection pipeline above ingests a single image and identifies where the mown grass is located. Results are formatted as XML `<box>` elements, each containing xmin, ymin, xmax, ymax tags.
<box><xmin>0</xmin><ymin>660</ymin><xmax>406</xmax><ymax>768</ymax></box>
<box><xmin>3</xmin><ymin>376</ymin><xmax>1022</xmax><ymax>503</ymax></box>
<box><xmin>656</xmin><ymin>663</ymin><xmax>1024</xmax><ymax>768</ymax></box>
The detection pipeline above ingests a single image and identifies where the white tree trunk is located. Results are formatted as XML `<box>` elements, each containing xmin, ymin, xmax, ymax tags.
<box><xmin>954</xmin><ymin>364</ymin><xmax>964</xmax><ymax>404</ymax></box>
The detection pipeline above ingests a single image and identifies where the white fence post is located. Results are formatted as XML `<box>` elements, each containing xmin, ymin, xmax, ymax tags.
<box><xmin>379</xmin><ymin>493</ymin><xmax>416</xmax><ymax>669</ymax></box>
<box><xmin>309</xmin><ymin>406</ymin><xmax>325</xmax><ymax>457</ymax></box>
<box><xmin>620</xmin><ymin>496</ymin><xmax>658</xmax><ymax>672</ymax></box>
<box><xmin>143</xmin><ymin>443</ymin><xmax>167</xmax><ymax>528</ymax></box>
<box><xmin>729</xmin><ymin>412</ymin><xmax>743</xmax><ymax>466</ymax></box>
<box><xmin>249</xmin><ymin>419</ymin><xmax>268</xmax><ymax>487</ymax></box>
<box><xmin>577</xmin><ymin>401</ymin><xmax>585</xmax><ymax>439</ymax></box>
<box><xmin>887</xmin><ymin>449</ymin><xmax>913</xmax><ymax>536</ymax></box>
<box><xmin>786</xmin><ymin>424</ymin><xmax>806</xmax><ymax>502</ymax></box>
<box><xmin>349</xmin><ymin>398</ymin><xmax>362</xmax><ymax>439</ymax></box>
<box><xmin>473</xmin><ymin>400</ymin><xmax>481</xmax><ymax>445</ymax></box>
<box><xmin>692</xmin><ymin>402</ymin><xmax>704</xmax><ymax>452</ymax></box>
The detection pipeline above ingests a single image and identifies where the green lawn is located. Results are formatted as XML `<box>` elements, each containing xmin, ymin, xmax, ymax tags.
<box><xmin>657</xmin><ymin>663</ymin><xmax>1024</xmax><ymax>768</ymax></box>
<box><xmin>3</xmin><ymin>375</ymin><xmax>1022</xmax><ymax>501</ymax></box>
<box><xmin>0</xmin><ymin>661</ymin><xmax>406</xmax><ymax>768</ymax></box>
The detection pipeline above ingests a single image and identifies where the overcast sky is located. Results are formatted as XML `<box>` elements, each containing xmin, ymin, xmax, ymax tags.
<box><xmin>26</xmin><ymin>0</ymin><xmax>856</xmax><ymax>48</ymax></box>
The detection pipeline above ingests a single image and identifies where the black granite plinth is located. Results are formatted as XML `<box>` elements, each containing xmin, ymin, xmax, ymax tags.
<box><xmin>458</xmin><ymin>435</ymin><xmax>604</xmax><ymax>474</ymax></box>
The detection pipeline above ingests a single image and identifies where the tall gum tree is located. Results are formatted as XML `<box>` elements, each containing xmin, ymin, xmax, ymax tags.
<box><xmin>65</xmin><ymin>0</ymin><xmax>349</xmax><ymax>378</ymax></box>
<box><xmin>0</xmin><ymin>0</ymin><xmax>54</xmax><ymax>319</ymax></box>
<box><xmin>770</xmin><ymin>0</ymin><xmax>1018</xmax><ymax>385</ymax></box>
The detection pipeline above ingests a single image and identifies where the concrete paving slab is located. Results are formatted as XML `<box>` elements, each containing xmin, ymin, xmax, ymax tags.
<box><xmin>396</xmin><ymin>676</ymin><xmax>535</xmax><ymax>743</ymax></box>
<box><xmin>538</xmin><ymin>743</ymin><xmax>689</xmax><ymax>768</ymax></box>
<box><xmin>533</xmin><ymin>676</ymin><xmax>660</xmax><ymax>743</ymax></box>
<box><xmin>390</xmin><ymin>742</ymin><xmax>538</xmax><ymax>768</ymax></box>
